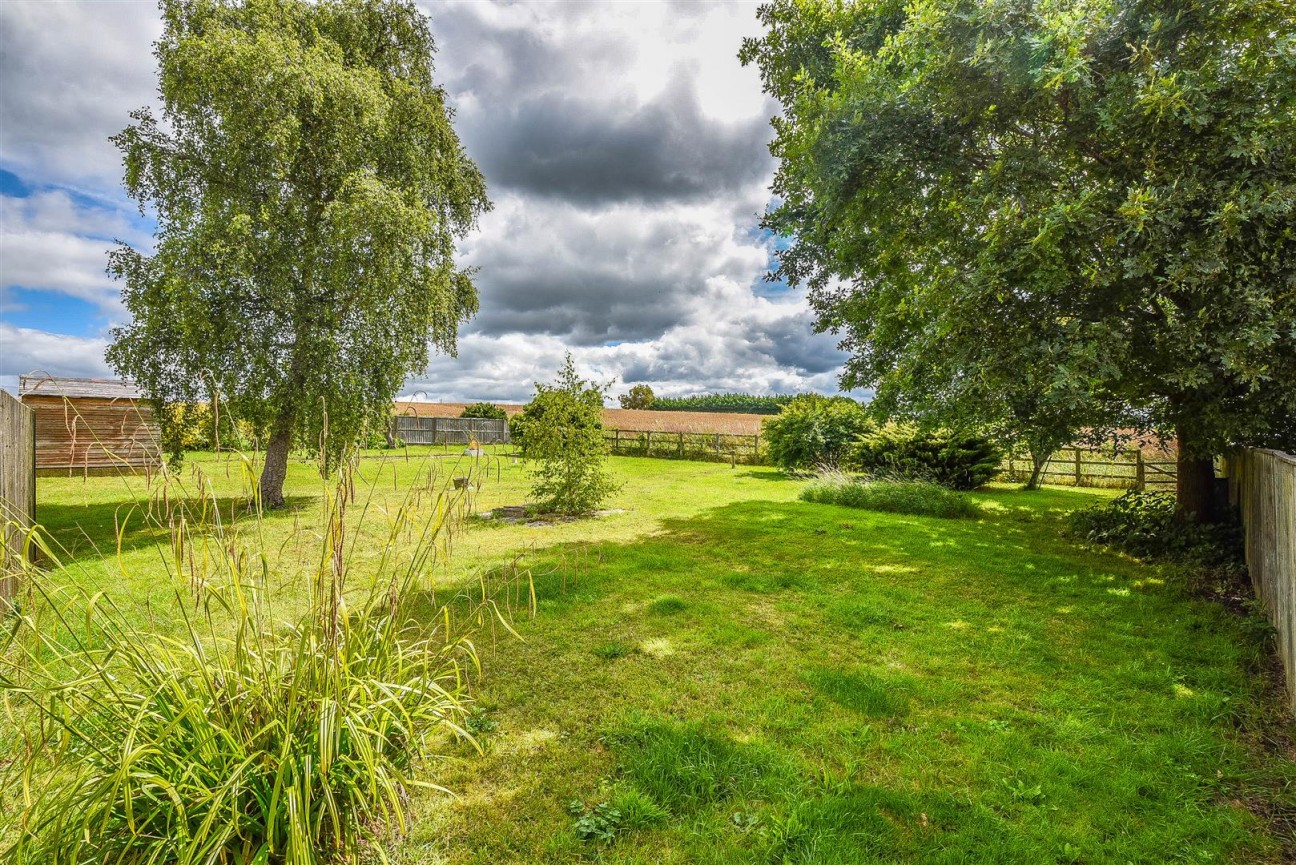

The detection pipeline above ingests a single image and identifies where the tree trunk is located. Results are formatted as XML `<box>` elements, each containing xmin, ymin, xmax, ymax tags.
<box><xmin>260</xmin><ymin>416</ymin><xmax>294</xmax><ymax>509</ymax></box>
<box><xmin>1174</xmin><ymin>426</ymin><xmax>1215</xmax><ymax>523</ymax></box>
<box><xmin>1025</xmin><ymin>449</ymin><xmax>1049</xmax><ymax>490</ymax></box>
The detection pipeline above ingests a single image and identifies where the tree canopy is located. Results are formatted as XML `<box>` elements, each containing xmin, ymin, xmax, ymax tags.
<box><xmin>742</xmin><ymin>0</ymin><xmax>1296</xmax><ymax>517</ymax></box>
<box><xmin>108</xmin><ymin>0</ymin><xmax>489</xmax><ymax>506</ymax></box>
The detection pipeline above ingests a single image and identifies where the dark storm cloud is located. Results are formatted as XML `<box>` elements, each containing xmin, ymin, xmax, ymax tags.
<box><xmin>429</xmin><ymin>3</ymin><xmax>777</xmax><ymax>205</ymax></box>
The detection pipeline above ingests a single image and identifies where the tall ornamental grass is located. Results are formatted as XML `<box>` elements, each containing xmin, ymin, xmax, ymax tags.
<box><xmin>800</xmin><ymin>473</ymin><xmax>983</xmax><ymax>519</ymax></box>
<box><xmin>0</xmin><ymin>452</ymin><xmax>522</xmax><ymax>864</ymax></box>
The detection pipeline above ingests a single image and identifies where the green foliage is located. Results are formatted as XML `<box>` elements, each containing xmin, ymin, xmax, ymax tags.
<box><xmin>1</xmin><ymin>466</ymin><xmax>492</xmax><ymax>864</ymax></box>
<box><xmin>648</xmin><ymin>393</ymin><xmax>796</xmax><ymax>414</ymax></box>
<box><xmin>742</xmin><ymin>0</ymin><xmax>1296</xmax><ymax>489</ymax></box>
<box><xmin>849</xmin><ymin>424</ymin><xmax>1002</xmax><ymax>491</ymax></box>
<box><xmin>164</xmin><ymin>402</ymin><xmax>257</xmax><ymax>452</ymax></box>
<box><xmin>1067</xmin><ymin>491</ymin><xmax>1245</xmax><ymax>577</ymax></box>
<box><xmin>619</xmin><ymin>384</ymin><xmax>656</xmax><ymax>409</ymax></box>
<box><xmin>517</xmin><ymin>354</ymin><xmax>620</xmax><ymax>515</ymax></box>
<box><xmin>107</xmin><ymin>0</ymin><xmax>490</xmax><ymax>502</ymax></box>
<box><xmin>799</xmin><ymin>474</ymin><xmax>983</xmax><ymax>519</ymax></box>
<box><xmin>762</xmin><ymin>394</ymin><xmax>870</xmax><ymax>471</ymax></box>
<box><xmin>460</xmin><ymin>402</ymin><xmax>507</xmax><ymax>420</ymax></box>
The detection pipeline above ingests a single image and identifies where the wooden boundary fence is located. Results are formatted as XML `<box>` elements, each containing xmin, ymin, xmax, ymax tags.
<box><xmin>393</xmin><ymin>416</ymin><xmax>509</xmax><ymax>446</ymax></box>
<box><xmin>0</xmin><ymin>390</ymin><xmax>35</xmax><ymax>604</ymax></box>
<box><xmin>1001</xmin><ymin>447</ymin><xmax>1177</xmax><ymax>490</ymax></box>
<box><xmin>1225</xmin><ymin>449</ymin><xmax>1296</xmax><ymax>710</ymax></box>
<box><xmin>605</xmin><ymin>428</ymin><xmax>764</xmax><ymax>465</ymax></box>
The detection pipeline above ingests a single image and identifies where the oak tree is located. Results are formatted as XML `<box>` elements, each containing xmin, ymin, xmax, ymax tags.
<box><xmin>742</xmin><ymin>0</ymin><xmax>1296</xmax><ymax>519</ymax></box>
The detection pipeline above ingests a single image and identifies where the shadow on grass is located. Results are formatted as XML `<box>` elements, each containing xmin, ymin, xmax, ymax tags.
<box><xmin>37</xmin><ymin>495</ymin><xmax>317</xmax><ymax>558</ymax></box>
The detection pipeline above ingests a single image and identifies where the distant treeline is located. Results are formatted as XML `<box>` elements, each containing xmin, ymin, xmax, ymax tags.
<box><xmin>647</xmin><ymin>394</ymin><xmax>799</xmax><ymax>415</ymax></box>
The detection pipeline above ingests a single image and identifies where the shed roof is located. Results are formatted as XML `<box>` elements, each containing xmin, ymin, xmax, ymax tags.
<box><xmin>19</xmin><ymin>374</ymin><xmax>144</xmax><ymax>400</ymax></box>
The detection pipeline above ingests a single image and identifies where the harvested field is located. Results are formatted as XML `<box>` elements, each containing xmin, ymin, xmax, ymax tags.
<box><xmin>393</xmin><ymin>401</ymin><xmax>766</xmax><ymax>436</ymax></box>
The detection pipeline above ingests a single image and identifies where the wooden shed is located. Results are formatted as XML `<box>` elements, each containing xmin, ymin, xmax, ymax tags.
<box><xmin>19</xmin><ymin>375</ymin><xmax>161</xmax><ymax>476</ymax></box>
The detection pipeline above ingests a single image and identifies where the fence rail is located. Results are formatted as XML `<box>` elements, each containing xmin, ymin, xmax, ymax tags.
<box><xmin>1226</xmin><ymin>449</ymin><xmax>1296</xmax><ymax>710</ymax></box>
<box><xmin>1001</xmin><ymin>447</ymin><xmax>1177</xmax><ymax>490</ymax></box>
<box><xmin>393</xmin><ymin>415</ymin><xmax>509</xmax><ymax>446</ymax></box>
<box><xmin>0</xmin><ymin>390</ymin><xmax>35</xmax><ymax>604</ymax></box>
<box><xmin>605</xmin><ymin>428</ymin><xmax>765</xmax><ymax>465</ymax></box>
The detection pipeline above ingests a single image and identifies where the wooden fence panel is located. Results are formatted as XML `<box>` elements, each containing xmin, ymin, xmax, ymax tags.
<box><xmin>0</xmin><ymin>390</ymin><xmax>35</xmax><ymax>603</ymax></box>
<box><xmin>1226</xmin><ymin>449</ymin><xmax>1296</xmax><ymax>710</ymax></box>
<box><xmin>393</xmin><ymin>416</ymin><xmax>509</xmax><ymax>445</ymax></box>
<box><xmin>604</xmin><ymin>428</ymin><xmax>765</xmax><ymax>465</ymax></box>
<box><xmin>1001</xmin><ymin>447</ymin><xmax>1177</xmax><ymax>490</ymax></box>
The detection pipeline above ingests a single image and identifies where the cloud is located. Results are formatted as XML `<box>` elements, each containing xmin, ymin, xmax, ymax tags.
<box><xmin>0</xmin><ymin>191</ymin><xmax>146</xmax><ymax>317</ymax></box>
<box><xmin>0</xmin><ymin>1</ymin><xmax>161</xmax><ymax>192</ymax></box>
<box><xmin>0</xmin><ymin>0</ymin><xmax>859</xmax><ymax>404</ymax></box>
<box><xmin>0</xmin><ymin>323</ymin><xmax>112</xmax><ymax>380</ymax></box>
<box><xmin>429</xmin><ymin>1</ymin><xmax>777</xmax><ymax>205</ymax></box>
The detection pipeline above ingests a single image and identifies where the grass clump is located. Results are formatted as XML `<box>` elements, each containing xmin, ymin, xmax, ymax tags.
<box><xmin>604</xmin><ymin>719</ymin><xmax>784</xmax><ymax>813</ymax></box>
<box><xmin>0</xmin><ymin>461</ymin><xmax>508</xmax><ymax>864</ymax></box>
<box><xmin>799</xmin><ymin>473</ymin><xmax>982</xmax><ymax>519</ymax></box>
<box><xmin>646</xmin><ymin>594</ymin><xmax>688</xmax><ymax>615</ymax></box>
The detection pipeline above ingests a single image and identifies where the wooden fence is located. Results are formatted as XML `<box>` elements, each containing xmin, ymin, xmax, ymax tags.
<box><xmin>393</xmin><ymin>416</ymin><xmax>509</xmax><ymax>445</ymax></box>
<box><xmin>0</xmin><ymin>390</ymin><xmax>35</xmax><ymax>604</ymax></box>
<box><xmin>1225</xmin><ymin>449</ymin><xmax>1296</xmax><ymax>710</ymax></box>
<box><xmin>605</xmin><ymin>428</ymin><xmax>765</xmax><ymax>465</ymax></box>
<box><xmin>1001</xmin><ymin>447</ymin><xmax>1177</xmax><ymax>490</ymax></box>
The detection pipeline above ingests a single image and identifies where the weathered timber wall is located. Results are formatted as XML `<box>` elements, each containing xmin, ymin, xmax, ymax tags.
<box><xmin>393</xmin><ymin>416</ymin><xmax>509</xmax><ymax>445</ymax></box>
<box><xmin>0</xmin><ymin>390</ymin><xmax>35</xmax><ymax>603</ymax></box>
<box><xmin>23</xmin><ymin>395</ymin><xmax>161</xmax><ymax>475</ymax></box>
<box><xmin>1226</xmin><ymin>449</ymin><xmax>1296</xmax><ymax>710</ymax></box>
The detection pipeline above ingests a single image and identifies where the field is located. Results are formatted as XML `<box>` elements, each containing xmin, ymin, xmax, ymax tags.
<box><xmin>7</xmin><ymin>451</ymin><xmax>1294</xmax><ymax>862</ymax></box>
<box><xmin>395</xmin><ymin>401</ymin><xmax>767</xmax><ymax>435</ymax></box>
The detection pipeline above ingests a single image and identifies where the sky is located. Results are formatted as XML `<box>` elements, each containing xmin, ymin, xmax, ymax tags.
<box><xmin>0</xmin><ymin>0</ymin><xmax>862</xmax><ymax>404</ymax></box>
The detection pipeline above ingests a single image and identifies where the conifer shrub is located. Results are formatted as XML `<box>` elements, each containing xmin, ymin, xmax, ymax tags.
<box><xmin>849</xmin><ymin>424</ymin><xmax>1001</xmax><ymax>490</ymax></box>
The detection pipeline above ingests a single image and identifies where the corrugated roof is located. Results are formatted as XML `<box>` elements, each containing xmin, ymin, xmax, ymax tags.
<box><xmin>19</xmin><ymin>374</ymin><xmax>144</xmax><ymax>400</ymax></box>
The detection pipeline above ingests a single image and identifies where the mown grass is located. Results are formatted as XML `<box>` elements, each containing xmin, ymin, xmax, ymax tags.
<box><xmin>9</xmin><ymin>453</ymin><xmax>1294</xmax><ymax>863</ymax></box>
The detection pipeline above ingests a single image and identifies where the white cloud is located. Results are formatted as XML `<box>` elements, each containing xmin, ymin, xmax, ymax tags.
<box><xmin>0</xmin><ymin>322</ymin><xmax>112</xmax><ymax>380</ymax></box>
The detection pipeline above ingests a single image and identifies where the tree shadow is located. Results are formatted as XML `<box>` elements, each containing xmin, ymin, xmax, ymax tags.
<box><xmin>37</xmin><ymin>495</ymin><xmax>317</xmax><ymax>559</ymax></box>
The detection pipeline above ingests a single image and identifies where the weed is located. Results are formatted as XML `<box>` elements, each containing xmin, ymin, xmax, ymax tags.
<box><xmin>646</xmin><ymin>594</ymin><xmax>688</xmax><ymax>615</ymax></box>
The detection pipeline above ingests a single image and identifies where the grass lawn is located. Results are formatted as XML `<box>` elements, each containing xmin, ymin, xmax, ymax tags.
<box><xmin>12</xmin><ymin>451</ymin><xmax>1295</xmax><ymax>862</ymax></box>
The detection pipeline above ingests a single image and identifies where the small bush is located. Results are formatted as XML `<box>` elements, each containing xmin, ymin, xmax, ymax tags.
<box><xmin>762</xmin><ymin>395</ymin><xmax>871</xmax><ymax>471</ymax></box>
<box><xmin>517</xmin><ymin>354</ymin><xmax>620</xmax><ymax>515</ymax></box>
<box><xmin>460</xmin><ymin>402</ymin><xmax>507</xmax><ymax>420</ymax></box>
<box><xmin>848</xmin><ymin>424</ymin><xmax>1001</xmax><ymax>490</ymax></box>
<box><xmin>1067</xmin><ymin>490</ymin><xmax>1244</xmax><ymax>576</ymax></box>
<box><xmin>800</xmin><ymin>474</ymin><xmax>982</xmax><ymax>519</ymax></box>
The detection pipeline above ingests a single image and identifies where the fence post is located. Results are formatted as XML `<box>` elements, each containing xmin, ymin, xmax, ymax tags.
<box><xmin>614</xmin><ymin>428</ymin><xmax>620</xmax><ymax>453</ymax></box>
<box><xmin>678</xmin><ymin>432</ymin><xmax>684</xmax><ymax>458</ymax></box>
<box><xmin>1074</xmin><ymin>448</ymin><xmax>1082</xmax><ymax>487</ymax></box>
<box><xmin>1135</xmin><ymin>450</ymin><xmax>1145</xmax><ymax>491</ymax></box>
<box><xmin>646</xmin><ymin>431</ymin><xmax>652</xmax><ymax>456</ymax></box>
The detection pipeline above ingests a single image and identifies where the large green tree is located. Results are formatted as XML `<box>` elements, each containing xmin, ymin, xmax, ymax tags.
<box><xmin>742</xmin><ymin>0</ymin><xmax>1296</xmax><ymax>519</ymax></box>
<box><xmin>108</xmin><ymin>0</ymin><xmax>489</xmax><ymax>507</ymax></box>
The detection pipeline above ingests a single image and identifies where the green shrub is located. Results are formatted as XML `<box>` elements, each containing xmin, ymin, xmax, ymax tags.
<box><xmin>762</xmin><ymin>395</ymin><xmax>870</xmax><ymax>471</ymax></box>
<box><xmin>800</xmin><ymin>474</ymin><xmax>983</xmax><ymax>519</ymax></box>
<box><xmin>460</xmin><ymin>402</ymin><xmax>507</xmax><ymax>420</ymax></box>
<box><xmin>1067</xmin><ymin>490</ymin><xmax>1244</xmax><ymax>576</ymax></box>
<box><xmin>517</xmin><ymin>354</ymin><xmax>620</xmax><ymax>515</ymax></box>
<box><xmin>1</xmin><ymin>465</ymin><xmax>498</xmax><ymax>863</ymax></box>
<box><xmin>849</xmin><ymin>424</ymin><xmax>1001</xmax><ymax>490</ymax></box>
